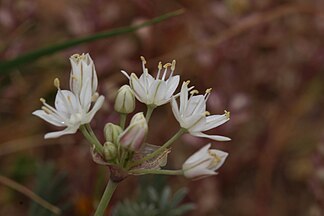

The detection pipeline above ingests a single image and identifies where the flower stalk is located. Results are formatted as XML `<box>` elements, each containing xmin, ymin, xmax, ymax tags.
<box><xmin>94</xmin><ymin>179</ymin><xmax>118</xmax><ymax>216</ymax></box>
<box><xmin>129</xmin><ymin>169</ymin><xmax>183</xmax><ymax>176</ymax></box>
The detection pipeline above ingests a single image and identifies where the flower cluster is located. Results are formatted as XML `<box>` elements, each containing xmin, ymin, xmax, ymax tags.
<box><xmin>34</xmin><ymin>54</ymin><xmax>230</xmax><ymax>180</ymax></box>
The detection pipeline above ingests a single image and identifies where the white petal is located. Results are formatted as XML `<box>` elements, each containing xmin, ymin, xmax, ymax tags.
<box><xmin>186</xmin><ymin>95</ymin><xmax>206</xmax><ymax>117</ymax></box>
<box><xmin>84</xmin><ymin>95</ymin><xmax>105</xmax><ymax>123</ymax></box>
<box><xmin>180</xmin><ymin>82</ymin><xmax>189</xmax><ymax>114</ymax></box>
<box><xmin>130</xmin><ymin>74</ymin><xmax>147</xmax><ymax>103</ymax></box>
<box><xmin>201</xmin><ymin>114</ymin><xmax>229</xmax><ymax>131</ymax></box>
<box><xmin>171</xmin><ymin>97</ymin><xmax>182</xmax><ymax>124</ymax></box>
<box><xmin>208</xmin><ymin>149</ymin><xmax>229</xmax><ymax>171</ymax></box>
<box><xmin>79</xmin><ymin>78</ymin><xmax>92</xmax><ymax>112</ymax></box>
<box><xmin>182</xmin><ymin>114</ymin><xmax>204</xmax><ymax>129</ymax></box>
<box><xmin>152</xmin><ymin>81</ymin><xmax>167</xmax><ymax>106</ymax></box>
<box><xmin>190</xmin><ymin>131</ymin><xmax>231</xmax><ymax>141</ymax></box>
<box><xmin>165</xmin><ymin>75</ymin><xmax>180</xmax><ymax>98</ymax></box>
<box><xmin>32</xmin><ymin>110</ymin><xmax>65</xmax><ymax>127</ymax></box>
<box><xmin>184</xmin><ymin>144</ymin><xmax>211</xmax><ymax>165</ymax></box>
<box><xmin>44</xmin><ymin>126</ymin><xmax>78</xmax><ymax>139</ymax></box>
<box><xmin>55</xmin><ymin>90</ymin><xmax>80</xmax><ymax>114</ymax></box>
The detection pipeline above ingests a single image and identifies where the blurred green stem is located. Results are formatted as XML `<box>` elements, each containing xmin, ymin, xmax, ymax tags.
<box><xmin>119</xmin><ymin>113</ymin><xmax>127</xmax><ymax>129</ymax></box>
<box><xmin>145</xmin><ymin>105</ymin><xmax>156</xmax><ymax>123</ymax></box>
<box><xmin>94</xmin><ymin>179</ymin><xmax>118</xmax><ymax>216</ymax></box>
<box><xmin>0</xmin><ymin>9</ymin><xmax>185</xmax><ymax>74</ymax></box>
<box><xmin>80</xmin><ymin>125</ymin><xmax>103</xmax><ymax>155</ymax></box>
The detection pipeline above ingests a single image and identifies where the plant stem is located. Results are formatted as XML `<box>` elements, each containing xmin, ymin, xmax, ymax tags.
<box><xmin>119</xmin><ymin>113</ymin><xmax>127</xmax><ymax>129</ymax></box>
<box><xmin>94</xmin><ymin>179</ymin><xmax>118</xmax><ymax>216</ymax></box>
<box><xmin>80</xmin><ymin>125</ymin><xmax>103</xmax><ymax>155</ymax></box>
<box><xmin>145</xmin><ymin>105</ymin><xmax>155</xmax><ymax>123</ymax></box>
<box><xmin>129</xmin><ymin>169</ymin><xmax>183</xmax><ymax>176</ymax></box>
<box><xmin>130</xmin><ymin>128</ymin><xmax>185</xmax><ymax>168</ymax></box>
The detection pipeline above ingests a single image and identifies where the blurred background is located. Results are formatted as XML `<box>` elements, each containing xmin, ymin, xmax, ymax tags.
<box><xmin>1</xmin><ymin>0</ymin><xmax>324</xmax><ymax>215</ymax></box>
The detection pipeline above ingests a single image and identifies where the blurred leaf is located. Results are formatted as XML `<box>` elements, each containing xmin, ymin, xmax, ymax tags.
<box><xmin>28</xmin><ymin>162</ymin><xmax>68</xmax><ymax>216</ymax></box>
<box><xmin>0</xmin><ymin>9</ymin><xmax>185</xmax><ymax>74</ymax></box>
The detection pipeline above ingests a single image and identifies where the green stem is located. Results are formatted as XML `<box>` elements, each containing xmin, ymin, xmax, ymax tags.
<box><xmin>145</xmin><ymin>105</ymin><xmax>155</xmax><ymax>123</ymax></box>
<box><xmin>0</xmin><ymin>9</ymin><xmax>185</xmax><ymax>74</ymax></box>
<box><xmin>119</xmin><ymin>113</ymin><xmax>127</xmax><ymax>129</ymax></box>
<box><xmin>94</xmin><ymin>179</ymin><xmax>118</xmax><ymax>216</ymax></box>
<box><xmin>129</xmin><ymin>169</ymin><xmax>183</xmax><ymax>176</ymax></box>
<box><xmin>130</xmin><ymin>128</ymin><xmax>185</xmax><ymax>168</ymax></box>
<box><xmin>80</xmin><ymin>125</ymin><xmax>104</xmax><ymax>155</ymax></box>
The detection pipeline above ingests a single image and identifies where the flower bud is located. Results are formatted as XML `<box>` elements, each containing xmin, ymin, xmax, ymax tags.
<box><xmin>119</xmin><ymin>112</ymin><xmax>148</xmax><ymax>151</ymax></box>
<box><xmin>104</xmin><ymin>123</ymin><xmax>123</xmax><ymax>144</ymax></box>
<box><xmin>182</xmin><ymin>144</ymin><xmax>228</xmax><ymax>179</ymax></box>
<box><xmin>103</xmin><ymin>142</ymin><xmax>117</xmax><ymax>161</ymax></box>
<box><xmin>114</xmin><ymin>85</ymin><xmax>135</xmax><ymax>114</ymax></box>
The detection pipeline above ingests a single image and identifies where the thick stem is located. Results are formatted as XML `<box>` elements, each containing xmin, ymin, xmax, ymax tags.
<box><xmin>119</xmin><ymin>113</ymin><xmax>127</xmax><ymax>129</ymax></box>
<box><xmin>145</xmin><ymin>105</ymin><xmax>155</xmax><ymax>123</ymax></box>
<box><xmin>130</xmin><ymin>128</ymin><xmax>185</xmax><ymax>168</ymax></box>
<box><xmin>94</xmin><ymin>179</ymin><xmax>118</xmax><ymax>216</ymax></box>
<box><xmin>129</xmin><ymin>169</ymin><xmax>183</xmax><ymax>176</ymax></box>
<box><xmin>80</xmin><ymin>125</ymin><xmax>104</xmax><ymax>155</ymax></box>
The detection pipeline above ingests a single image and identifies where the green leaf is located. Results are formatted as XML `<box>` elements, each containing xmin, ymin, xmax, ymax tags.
<box><xmin>0</xmin><ymin>9</ymin><xmax>185</xmax><ymax>75</ymax></box>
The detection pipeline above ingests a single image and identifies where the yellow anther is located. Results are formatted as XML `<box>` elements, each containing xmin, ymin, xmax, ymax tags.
<box><xmin>208</xmin><ymin>151</ymin><xmax>221</xmax><ymax>165</ymax></box>
<box><xmin>190</xmin><ymin>90</ymin><xmax>199</xmax><ymax>95</ymax></box>
<box><xmin>204</xmin><ymin>111</ymin><xmax>211</xmax><ymax>116</ymax></box>
<box><xmin>40</xmin><ymin>98</ymin><xmax>46</xmax><ymax>103</ymax></box>
<box><xmin>224</xmin><ymin>110</ymin><xmax>230</xmax><ymax>119</ymax></box>
<box><xmin>205</xmin><ymin>88</ymin><xmax>212</xmax><ymax>94</ymax></box>
<box><xmin>163</xmin><ymin>63</ymin><xmax>172</xmax><ymax>68</ymax></box>
<box><xmin>41</xmin><ymin>106</ymin><xmax>52</xmax><ymax>114</ymax></box>
<box><xmin>140</xmin><ymin>56</ymin><xmax>146</xmax><ymax>64</ymax></box>
<box><xmin>71</xmin><ymin>75</ymin><xmax>78</xmax><ymax>80</ymax></box>
<box><xmin>185</xmin><ymin>80</ymin><xmax>190</xmax><ymax>85</ymax></box>
<box><xmin>54</xmin><ymin>78</ymin><xmax>60</xmax><ymax>89</ymax></box>
<box><xmin>171</xmin><ymin>60</ymin><xmax>176</xmax><ymax>70</ymax></box>
<box><xmin>158</xmin><ymin>62</ymin><xmax>162</xmax><ymax>70</ymax></box>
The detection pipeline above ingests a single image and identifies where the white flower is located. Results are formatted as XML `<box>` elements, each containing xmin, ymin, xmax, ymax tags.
<box><xmin>119</xmin><ymin>112</ymin><xmax>148</xmax><ymax>151</ymax></box>
<box><xmin>33</xmin><ymin>54</ymin><xmax>104</xmax><ymax>139</ymax></box>
<box><xmin>121</xmin><ymin>56</ymin><xmax>180</xmax><ymax>107</ymax></box>
<box><xmin>171</xmin><ymin>81</ymin><xmax>230</xmax><ymax>141</ymax></box>
<box><xmin>69</xmin><ymin>53</ymin><xmax>98</xmax><ymax>99</ymax></box>
<box><xmin>182</xmin><ymin>144</ymin><xmax>228</xmax><ymax>179</ymax></box>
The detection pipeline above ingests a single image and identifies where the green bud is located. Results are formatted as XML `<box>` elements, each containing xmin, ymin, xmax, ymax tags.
<box><xmin>104</xmin><ymin>123</ymin><xmax>123</xmax><ymax>144</ymax></box>
<box><xmin>103</xmin><ymin>142</ymin><xmax>117</xmax><ymax>161</ymax></box>
<box><xmin>114</xmin><ymin>85</ymin><xmax>135</xmax><ymax>114</ymax></box>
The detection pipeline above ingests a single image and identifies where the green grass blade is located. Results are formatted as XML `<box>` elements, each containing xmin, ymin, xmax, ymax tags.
<box><xmin>0</xmin><ymin>9</ymin><xmax>185</xmax><ymax>74</ymax></box>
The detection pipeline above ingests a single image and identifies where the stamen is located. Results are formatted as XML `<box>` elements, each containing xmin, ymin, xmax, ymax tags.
<box><xmin>205</xmin><ymin>88</ymin><xmax>212</xmax><ymax>94</ymax></box>
<box><xmin>171</xmin><ymin>60</ymin><xmax>176</xmax><ymax>71</ymax></box>
<box><xmin>162</xmin><ymin>63</ymin><xmax>171</xmax><ymax>81</ymax></box>
<box><xmin>140</xmin><ymin>56</ymin><xmax>146</xmax><ymax>64</ymax></box>
<box><xmin>185</xmin><ymin>80</ymin><xmax>190</xmax><ymax>85</ymax></box>
<box><xmin>208</xmin><ymin>151</ymin><xmax>221</xmax><ymax>168</ymax></box>
<box><xmin>92</xmin><ymin>92</ymin><xmax>99</xmax><ymax>102</ymax></box>
<box><xmin>54</xmin><ymin>78</ymin><xmax>60</xmax><ymax>89</ymax></box>
<box><xmin>190</xmin><ymin>90</ymin><xmax>199</xmax><ymax>95</ymax></box>
<box><xmin>157</xmin><ymin>62</ymin><xmax>162</xmax><ymax>79</ymax></box>
<box><xmin>40</xmin><ymin>98</ymin><xmax>46</xmax><ymax>103</ymax></box>
<box><xmin>204</xmin><ymin>111</ymin><xmax>210</xmax><ymax>116</ymax></box>
<box><xmin>163</xmin><ymin>63</ymin><xmax>172</xmax><ymax>68</ymax></box>
<box><xmin>41</xmin><ymin>106</ymin><xmax>52</xmax><ymax>114</ymax></box>
<box><xmin>224</xmin><ymin>110</ymin><xmax>230</xmax><ymax>119</ymax></box>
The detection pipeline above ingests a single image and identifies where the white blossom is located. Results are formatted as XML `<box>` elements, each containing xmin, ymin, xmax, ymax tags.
<box><xmin>33</xmin><ymin>53</ymin><xmax>104</xmax><ymax>139</ymax></box>
<box><xmin>114</xmin><ymin>85</ymin><xmax>135</xmax><ymax>114</ymax></box>
<box><xmin>121</xmin><ymin>56</ymin><xmax>180</xmax><ymax>107</ymax></box>
<box><xmin>182</xmin><ymin>144</ymin><xmax>228</xmax><ymax>179</ymax></box>
<box><xmin>171</xmin><ymin>81</ymin><xmax>230</xmax><ymax>141</ymax></box>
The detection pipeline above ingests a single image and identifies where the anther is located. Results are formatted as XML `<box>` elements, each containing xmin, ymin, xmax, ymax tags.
<box><xmin>140</xmin><ymin>56</ymin><xmax>146</xmax><ymax>64</ymax></box>
<box><xmin>204</xmin><ymin>111</ymin><xmax>211</xmax><ymax>116</ymax></box>
<box><xmin>41</xmin><ymin>106</ymin><xmax>52</xmax><ymax>114</ymax></box>
<box><xmin>190</xmin><ymin>90</ymin><xmax>199</xmax><ymax>95</ymax></box>
<box><xmin>171</xmin><ymin>60</ymin><xmax>176</xmax><ymax>71</ymax></box>
<box><xmin>40</xmin><ymin>98</ymin><xmax>46</xmax><ymax>103</ymax></box>
<box><xmin>163</xmin><ymin>63</ymin><xmax>172</xmax><ymax>68</ymax></box>
<box><xmin>205</xmin><ymin>88</ymin><xmax>212</xmax><ymax>94</ymax></box>
<box><xmin>54</xmin><ymin>78</ymin><xmax>60</xmax><ymax>89</ymax></box>
<box><xmin>224</xmin><ymin>110</ymin><xmax>230</xmax><ymax>119</ymax></box>
<box><xmin>158</xmin><ymin>62</ymin><xmax>162</xmax><ymax>70</ymax></box>
<box><xmin>185</xmin><ymin>80</ymin><xmax>191</xmax><ymax>85</ymax></box>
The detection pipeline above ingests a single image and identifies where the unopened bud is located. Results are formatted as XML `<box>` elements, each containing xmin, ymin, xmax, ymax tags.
<box><xmin>103</xmin><ymin>142</ymin><xmax>117</xmax><ymax>161</ymax></box>
<box><xmin>119</xmin><ymin>112</ymin><xmax>148</xmax><ymax>151</ymax></box>
<box><xmin>104</xmin><ymin>123</ymin><xmax>123</xmax><ymax>144</ymax></box>
<box><xmin>114</xmin><ymin>85</ymin><xmax>135</xmax><ymax>114</ymax></box>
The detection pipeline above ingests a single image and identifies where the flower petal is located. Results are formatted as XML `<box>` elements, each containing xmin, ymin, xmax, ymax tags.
<box><xmin>190</xmin><ymin>131</ymin><xmax>231</xmax><ymax>141</ymax></box>
<box><xmin>32</xmin><ymin>110</ymin><xmax>65</xmax><ymax>127</ymax></box>
<box><xmin>84</xmin><ymin>95</ymin><xmax>105</xmax><ymax>123</ymax></box>
<box><xmin>44</xmin><ymin>126</ymin><xmax>78</xmax><ymax>139</ymax></box>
